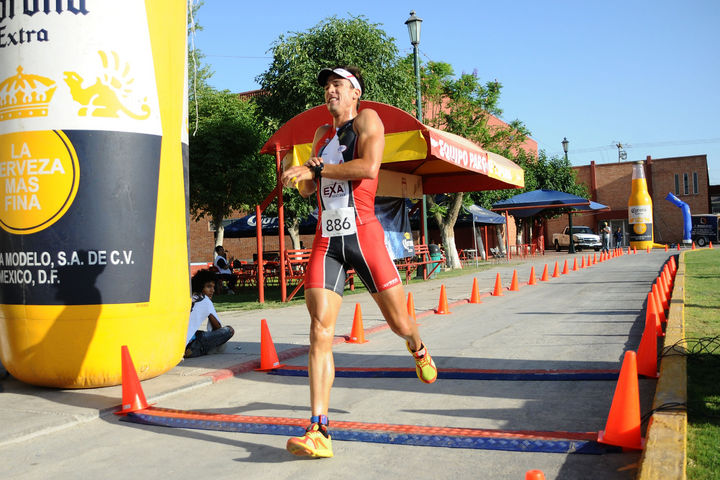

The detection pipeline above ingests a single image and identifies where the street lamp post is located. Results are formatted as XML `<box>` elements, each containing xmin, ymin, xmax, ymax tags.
<box><xmin>405</xmin><ymin>10</ymin><xmax>429</xmax><ymax>244</ymax></box>
<box><xmin>562</xmin><ymin>137</ymin><xmax>575</xmax><ymax>253</ymax></box>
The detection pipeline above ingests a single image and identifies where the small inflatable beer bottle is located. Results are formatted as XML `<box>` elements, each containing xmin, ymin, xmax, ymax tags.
<box><xmin>0</xmin><ymin>1</ymin><xmax>189</xmax><ymax>387</ymax></box>
<box><xmin>628</xmin><ymin>161</ymin><xmax>653</xmax><ymax>250</ymax></box>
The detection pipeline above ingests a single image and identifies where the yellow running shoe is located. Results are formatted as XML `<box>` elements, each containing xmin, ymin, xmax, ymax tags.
<box><xmin>407</xmin><ymin>341</ymin><xmax>437</xmax><ymax>384</ymax></box>
<box><xmin>286</xmin><ymin>423</ymin><xmax>333</xmax><ymax>458</ymax></box>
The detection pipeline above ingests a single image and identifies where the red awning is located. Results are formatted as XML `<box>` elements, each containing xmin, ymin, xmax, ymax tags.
<box><xmin>260</xmin><ymin>101</ymin><xmax>524</xmax><ymax>194</ymax></box>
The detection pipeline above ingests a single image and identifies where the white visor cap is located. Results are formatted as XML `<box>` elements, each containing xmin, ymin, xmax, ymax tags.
<box><xmin>317</xmin><ymin>68</ymin><xmax>362</xmax><ymax>93</ymax></box>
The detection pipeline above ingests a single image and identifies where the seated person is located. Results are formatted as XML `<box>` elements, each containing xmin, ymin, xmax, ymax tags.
<box><xmin>185</xmin><ymin>269</ymin><xmax>235</xmax><ymax>358</ymax></box>
<box><xmin>213</xmin><ymin>245</ymin><xmax>238</xmax><ymax>294</ymax></box>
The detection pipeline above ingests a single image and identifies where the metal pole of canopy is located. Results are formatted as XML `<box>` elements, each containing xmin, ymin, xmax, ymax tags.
<box><xmin>568</xmin><ymin>211</ymin><xmax>575</xmax><ymax>254</ymax></box>
<box><xmin>256</xmin><ymin>205</ymin><xmax>264</xmax><ymax>303</ymax></box>
<box><xmin>472</xmin><ymin>216</ymin><xmax>477</xmax><ymax>266</ymax></box>
<box><xmin>276</xmin><ymin>147</ymin><xmax>286</xmax><ymax>302</ymax></box>
<box><xmin>505</xmin><ymin>211</ymin><xmax>510</xmax><ymax>262</ymax></box>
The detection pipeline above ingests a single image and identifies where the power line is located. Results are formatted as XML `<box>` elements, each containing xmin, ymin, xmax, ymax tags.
<box><xmin>552</xmin><ymin>137</ymin><xmax>720</xmax><ymax>157</ymax></box>
<box><xmin>204</xmin><ymin>54</ymin><xmax>271</xmax><ymax>59</ymax></box>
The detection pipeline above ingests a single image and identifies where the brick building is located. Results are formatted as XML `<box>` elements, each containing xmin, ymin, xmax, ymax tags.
<box><xmin>544</xmin><ymin>154</ymin><xmax>711</xmax><ymax>246</ymax></box>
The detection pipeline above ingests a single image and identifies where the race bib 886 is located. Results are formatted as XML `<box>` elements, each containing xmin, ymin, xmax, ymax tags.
<box><xmin>321</xmin><ymin>207</ymin><xmax>357</xmax><ymax>238</ymax></box>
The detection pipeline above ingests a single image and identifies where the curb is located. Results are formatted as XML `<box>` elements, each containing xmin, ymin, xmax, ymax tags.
<box><xmin>637</xmin><ymin>252</ymin><xmax>686</xmax><ymax>480</ymax></box>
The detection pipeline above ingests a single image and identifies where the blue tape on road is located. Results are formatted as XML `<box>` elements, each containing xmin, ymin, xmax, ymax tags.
<box><xmin>124</xmin><ymin>412</ymin><xmax>613</xmax><ymax>455</ymax></box>
<box><xmin>267</xmin><ymin>368</ymin><xmax>619</xmax><ymax>381</ymax></box>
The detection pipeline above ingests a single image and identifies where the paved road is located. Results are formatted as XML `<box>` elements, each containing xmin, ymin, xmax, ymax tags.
<box><xmin>0</xmin><ymin>251</ymin><xmax>673</xmax><ymax>479</ymax></box>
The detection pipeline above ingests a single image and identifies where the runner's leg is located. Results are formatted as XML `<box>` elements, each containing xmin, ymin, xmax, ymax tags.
<box><xmin>371</xmin><ymin>283</ymin><xmax>422</xmax><ymax>351</ymax></box>
<box><xmin>305</xmin><ymin>287</ymin><xmax>343</xmax><ymax>416</ymax></box>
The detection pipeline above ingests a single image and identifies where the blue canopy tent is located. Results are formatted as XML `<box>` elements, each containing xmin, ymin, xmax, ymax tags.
<box><xmin>466</xmin><ymin>204</ymin><xmax>506</xmax><ymax>224</ymax></box>
<box><xmin>492</xmin><ymin>189</ymin><xmax>609</xmax><ymax>254</ymax></box>
<box><xmin>224</xmin><ymin>212</ymin><xmax>318</xmax><ymax>238</ymax></box>
<box><xmin>465</xmin><ymin>205</ymin><xmax>506</xmax><ymax>261</ymax></box>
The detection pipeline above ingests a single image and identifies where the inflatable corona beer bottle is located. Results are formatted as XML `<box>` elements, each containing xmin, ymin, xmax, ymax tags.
<box><xmin>628</xmin><ymin>161</ymin><xmax>654</xmax><ymax>250</ymax></box>
<box><xmin>0</xmin><ymin>1</ymin><xmax>189</xmax><ymax>387</ymax></box>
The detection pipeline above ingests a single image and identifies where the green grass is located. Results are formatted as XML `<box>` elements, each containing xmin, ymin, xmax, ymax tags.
<box><xmin>211</xmin><ymin>259</ymin><xmax>512</xmax><ymax>312</ymax></box>
<box><xmin>684</xmin><ymin>249</ymin><xmax>720</xmax><ymax>480</ymax></box>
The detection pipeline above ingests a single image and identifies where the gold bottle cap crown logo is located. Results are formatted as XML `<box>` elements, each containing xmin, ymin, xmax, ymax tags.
<box><xmin>0</xmin><ymin>67</ymin><xmax>57</xmax><ymax>122</ymax></box>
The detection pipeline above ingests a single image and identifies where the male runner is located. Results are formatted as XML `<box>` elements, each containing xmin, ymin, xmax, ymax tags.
<box><xmin>280</xmin><ymin>66</ymin><xmax>437</xmax><ymax>458</ymax></box>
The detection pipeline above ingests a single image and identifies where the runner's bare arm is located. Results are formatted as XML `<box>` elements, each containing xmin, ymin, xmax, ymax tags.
<box><xmin>319</xmin><ymin>109</ymin><xmax>384</xmax><ymax>181</ymax></box>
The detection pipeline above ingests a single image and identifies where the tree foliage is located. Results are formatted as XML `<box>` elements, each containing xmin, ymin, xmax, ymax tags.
<box><xmin>189</xmin><ymin>91</ymin><xmax>275</xmax><ymax>233</ymax></box>
<box><xmin>256</xmin><ymin>15</ymin><xmax>415</xmax><ymax>127</ymax></box>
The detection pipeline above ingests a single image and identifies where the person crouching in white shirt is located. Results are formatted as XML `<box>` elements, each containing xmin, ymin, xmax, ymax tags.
<box><xmin>185</xmin><ymin>269</ymin><xmax>235</xmax><ymax>358</ymax></box>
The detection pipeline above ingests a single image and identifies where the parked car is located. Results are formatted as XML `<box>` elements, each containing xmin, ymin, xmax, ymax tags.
<box><xmin>553</xmin><ymin>226</ymin><xmax>602</xmax><ymax>251</ymax></box>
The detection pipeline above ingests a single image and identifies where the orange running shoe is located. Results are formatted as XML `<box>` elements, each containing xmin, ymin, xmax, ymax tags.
<box><xmin>286</xmin><ymin>423</ymin><xmax>333</xmax><ymax>458</ymax></box>
<box><xmin>407</xmin><ymin>342</ymin><xmax>437</xmax><ymax>384</ymax></box>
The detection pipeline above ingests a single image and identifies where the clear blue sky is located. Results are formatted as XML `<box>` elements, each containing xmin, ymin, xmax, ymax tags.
<box><xmin>192</xmin><ymin>0</ymin><xmax>720</xmax><ymax>183</ymax></box>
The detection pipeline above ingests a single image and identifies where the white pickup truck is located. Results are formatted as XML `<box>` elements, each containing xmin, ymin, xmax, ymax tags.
<box><xmin>553</xmin><ymin>226</ymin><xmax>602</xmax><ymax>251</ymax></box>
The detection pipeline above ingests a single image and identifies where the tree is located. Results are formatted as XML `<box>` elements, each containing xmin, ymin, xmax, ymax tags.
<box><xmin>256</xmin><ymin>15</ymin><xmax>416</xmax><ymax>242</ymax></box>
<box><xmin>189</xmin><ymin>90</ymin><xmax>275</xmax><ymax>245</ymax></box>
<box><xmin>421</xmin><ymin>62</ymin><xmax>531</xmax><ymax>268</ymax></box>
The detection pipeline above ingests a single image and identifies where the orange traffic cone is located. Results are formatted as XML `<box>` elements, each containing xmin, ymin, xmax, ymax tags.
<box><xmin>651</xmin><ymin>284</ymin><xmax>667</xmax><ymax>325</ymax></box>
<box><xmin>597</xmin><ymin>351</ymin><xmax>644</xmax><ymax>450</ymax></box>
<box><xmin>469</xmin><ymin>278</ymin><xmax>482</xmax><ymax>303</ymax></box>
<box><xmin>528</xmin><ymin>266</ymin><xmax>537</xmax><ymax>286</ymax></box>
<box><xmin>580</xmin><ymin>256</ymin><xmax>585</xmax><ymax>269</ymax></box>
<box><xmin>664</xmin><ymin>244</ymin><xmax>668</xmax><ymax>252</ymax></box>
<box><xmin>492</xmin><ymin>273</ymin><xmax>504</xmax><ymax>296</ymax></box>
<box><xmin>255</xmin><ymin>319</ymin><xmax>286</xmax><ymax>371</ymax></box>
<box><xmin>598</xmin><ymin>252</ymin><xmax>604</xmax><ymax>263</ymax></box>
<box><xmin>346</xmin><ymin>303</ymin><xmax>369</xmax><ymax>344</ymax></box>
<box><xmin>663</xmin><ymin>265</ymin><xmax>673</xmax><ymax>290</ymax></box>
<box><xmin>593</xmin><ymin>253</ymin><xmax>597</xmax><ymax>265</ymax></box>
<box><xmin>407</xmin><ymin>292</ymin><xmax>417</xmax><ymax>322</ymax></box>
<box><xmin>670</xmin><ymin>256</ymin><xmax>677</xmax><ymax>274</ymax></box>
<box><xmin>541</xmin><ymin>264</ymin><xmax>550</xmax><ymax>281</ymax></box>
<box><xmin>657</xmin><ymin>276</ymin><xmax>669</xmax><ymax>311</ymax></box>
<box><xmin>561</xmin><ymin>260</ymin><xmax>569</xmax><ymax>274</ymax></box>
<box><xmin>572</xmin><ymin>258</ymin><xmax>579</xmax><ymax>271</ymax></box>
<box><xmin>710</xmin><ymin>242</ymin><xmax>714</xmax><ymax>249</ymax></box>
<box><xmin>692</xmin><ymin>242</ymin><xmax>696</xmax><ymax>250</ymax></box>
<box><xmin>436</xmin><ymin>284</ymin><xmax>451</xmax><ymax>313</ymax></box>
<box><xmin>552</xmin><ymin>261</ymin><xmax>560</xmax><ymax>278</ymax></box>
<box><xmin>646</xmin><ymin>291</ymin><xmax>664</xmax><ymax>336</ymax></box>
<box><xmin>638</xmin><ymin>298</ymin><xmax>659</xmax><ymax>378</ymax></box>
<box><xmin>677</xmin><ymin>243</ymin><xmax>681</xmax><ymax>251</ymax></box>
<box><xmin>633</xmin><ymin>247</ymin><xmax>637</xmax><ymax>254</ymax></box>
<box><xmin>116</xmin><ymin>345</ymin><xmax>153</xmax><ymax>415</ymax></box>
<box><xmin>628</xmin><ymin>247</ymin><xmax>632</xmax><ymax>255</ymax></box>
<box><xmin>510</xmin><ymin>269</ymin><xmax>520</xmax><ymax>291</ymax></box>
<box><xmin>526</xmin><ymin>471</ymin><xmax>545</xmax><ymax>480</ymax></box>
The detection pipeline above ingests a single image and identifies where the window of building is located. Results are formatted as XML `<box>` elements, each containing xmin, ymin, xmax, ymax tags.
<box><xmin>693</xmin><ymin>172</ymin><xmax>699</xmax><ymax>194</ymax></box>
<box><xmin>674</xmin><ymin>174</ymin><xmax>680</xmax><ymax>195</ymax></box>
<box><xmin>684</xmin><ymin>173</ymin><xmax>689</xmax><ymax>195</ymax></box>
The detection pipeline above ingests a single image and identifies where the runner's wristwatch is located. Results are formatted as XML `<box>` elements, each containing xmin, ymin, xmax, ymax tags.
<box><xmin>313</xmin><ymin>162</ymin><xmax>324</xmax><ymax>180</ymax></box>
